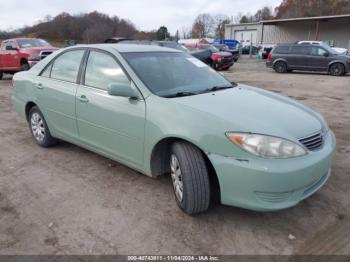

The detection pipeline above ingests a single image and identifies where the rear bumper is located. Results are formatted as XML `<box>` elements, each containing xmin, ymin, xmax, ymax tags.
<box><xmin>208</xmin><ymin>130</ymin><xmax>336</xmax><ymax>211</ymax></box>
<box><xmin>266</xmin><ymin>61</ymin><xmax>273</xmax><ymax>68</ymax></box>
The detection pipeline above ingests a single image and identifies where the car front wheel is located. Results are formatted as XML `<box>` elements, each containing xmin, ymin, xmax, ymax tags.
<box><xmin>28</xmin><ymin>106</ymin><xmax>57</xmax><ymax>147</ymax></box>
<box><xmin>170</xmin><ymin>142</ymin><xmax>210</xmax><ymax>215</ymax></box>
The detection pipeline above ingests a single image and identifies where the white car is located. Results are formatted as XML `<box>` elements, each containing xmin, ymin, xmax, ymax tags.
<box><xmin>297</xmin><ymin>41</ymin><xmax>348</xmax><ymax>55</ymax></box>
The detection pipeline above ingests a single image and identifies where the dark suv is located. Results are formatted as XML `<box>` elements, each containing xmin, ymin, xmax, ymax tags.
<box><xmin>266</xmin><ymin>43</ymin><xmax>350</xmax><ymax>76</ymax></box>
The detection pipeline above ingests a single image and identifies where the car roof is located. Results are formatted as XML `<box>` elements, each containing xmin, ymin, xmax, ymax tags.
<box><xmin>85</xmin><ymin>43</ymin><xmax>181</xmax><ymax>53</ymax></box>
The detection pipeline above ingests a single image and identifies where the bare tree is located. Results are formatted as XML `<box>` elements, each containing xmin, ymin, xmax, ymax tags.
<box><xmin>234</xmin><ymin>12</ymin><xmax>244</xmax><ymax>24</ymax></box>
<box><xmin>214</xmin><ymin>14</ymin><xmax>231</xmax><ymax>39</ymax></box>
<box><xmin>181</xmin><ymin>26</ymin><xmax>190</xmax><ymax>39</ymax></box>
<box><xmin>191</xmin><ymin>13</ymin><xmax>215</xmax><ymax>38</ymax></box>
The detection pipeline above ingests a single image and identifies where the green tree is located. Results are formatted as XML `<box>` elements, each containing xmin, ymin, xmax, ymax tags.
<box><xmin>156</xmin><ymin>26</ymin><xmax>170</xmax><ymax>40</ymax></box>
<box><xmin>240</xmin><ymin>16</ymin><xmax>249</xmax><ymax>23</ymax></box>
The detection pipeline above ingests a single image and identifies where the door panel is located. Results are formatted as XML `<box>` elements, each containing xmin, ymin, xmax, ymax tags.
<box><xmin>288</xmin><ymin>45</ymin><xmax>312</xmax><ymax>70</ymax></box>
<box><xmin>37</xmin><ymin>77</ymin><xmax>80</xmax><ymax>140</ymax></box>
<box><xmin>76</xmin><ymin>86</ymin><xmax>146</xmax><ymax>166</ymax></box>
<box><xmin>35</xmin><ymin>49</ymin><xmax>86</xmax><ymax>140</ymax></box>
<box><xmin>309</xmin><ymin>46</ymin><xmax>331</xmax><ymax>71</ymax></box>
<box><xmin>76</xmin><ymin>50</ymin><xmax>146</xmax><ymax>166</ymax></box>
<box><xmin>6</xmin><ymin>41</ymin><xmax>20</xmax><ymax>69</ymax></box>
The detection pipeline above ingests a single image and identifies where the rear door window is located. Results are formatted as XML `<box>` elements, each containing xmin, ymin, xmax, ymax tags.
<box><xmin>274</xmin><ymin>45</ymin><xmax>290</xmax><ymax>54</ymax></box>
<box><xmin>50</xmin><ymin>50</ymin><xmax>85</xmax><ymax>83</ymax></box>
<box><xmin>290</xmin><ymin>46</ymin><xmax>311</xmax><ymax>55</ymax></box>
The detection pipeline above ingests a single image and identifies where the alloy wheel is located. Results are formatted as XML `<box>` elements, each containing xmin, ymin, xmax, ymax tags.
<box><xmin>170</xmin><ymin>154</ymin><xmax>183</xmax><ymax>203</ymax></box>
<box><xmin>31</xmin><ymin>112</ymin><xmax>45</xmax><ymax>143</ymax></box>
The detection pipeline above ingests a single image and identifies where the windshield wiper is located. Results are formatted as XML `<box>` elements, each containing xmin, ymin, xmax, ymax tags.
<box><xmin>203</xmin><ymin>84</ymin><xmax>236</xmax><ymax>93</ymax></box>
<box><xmin>164</xmin><ymin>91</ymin><xmax>198</xmax><ymax>98</ymax></box>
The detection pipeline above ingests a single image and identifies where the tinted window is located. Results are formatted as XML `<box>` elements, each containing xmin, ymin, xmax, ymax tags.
<box><xmin>274</xmin><ymin>45</ymin><xmax>290</xmax><ymax>54</ymax></box>
<box><xmin>84</xmin><ymin>51</ymin><xmax>129</xmax><ymax>90</ymax></box>
<box><xmin>5</xmin><ymin>41</ymin><xmax>17</xmax><ymax>49</ymax></box>
<box><xmin>17</xmin><ymin>39</ymin><xmax>51</xmax><ymax>48</ymax></box>
<box><xmin>290</xmin><ymin>46</ymin><xmax>311</xmax><ymax>55</ymax></box>
<box><xmin>50</xmin><ymin>50</ymin><xmax>85</xmax><ymax>83</ymax></box>
<box><xmin>311</xmin><ymin>47</ymin><xmax>328</xmax><ymax>56</ymax></box>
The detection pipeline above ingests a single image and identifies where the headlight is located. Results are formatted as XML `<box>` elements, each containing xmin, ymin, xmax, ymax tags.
<box><xmin>29</xmin><ymin>53</ymin><xmax>40</xmax><ymax>60</ymax></box>
<box><xmin>226</xmin><ymin>133</ymin><xmax>307</xmax><ymax>159</ymax></box>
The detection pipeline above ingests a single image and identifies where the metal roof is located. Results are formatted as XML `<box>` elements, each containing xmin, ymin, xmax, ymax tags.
<box><xmin>226</xmin><ymin>14</ymin><xmax>350</xmax><ymax>26</ymax></box>
<box><xmin>262</xmin><ymin>14</ymin><xmax>350</xmax><ymax>24</ymax></box>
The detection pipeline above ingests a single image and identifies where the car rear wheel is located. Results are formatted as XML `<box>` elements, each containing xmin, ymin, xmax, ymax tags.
<box><xmin>170</xmin><ymin>142</ymin><xmax>210</xmax><ymax>215</ymax></box>
<box><xmin>329</xmin><ymin>63</ymin><xmax>344</xmax><ymax>76</ymax></box>
<box><xmin>274</xmin><ymin>61</ymin><xmax>287</xmax><ymax>73</ymax></box>
<box><xmin>28</xmin><ymin>106</ymin><xmax>57</xmax><ymax>147</ymax></box>
<box><xmin>0</xmin><ymin>71</ymin><xmax>3</xmax><ymax>80</ymax></box>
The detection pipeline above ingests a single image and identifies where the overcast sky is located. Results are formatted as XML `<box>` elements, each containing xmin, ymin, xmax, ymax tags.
<box><xmin>0</xmin><ymin>0</ymin><xmax>282</xmax><ymax>34</ymax></box>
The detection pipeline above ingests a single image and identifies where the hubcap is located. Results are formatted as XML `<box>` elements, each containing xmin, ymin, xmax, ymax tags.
<box><xmin>170</xmin><ymin>154</ymin><xmax>183</xmax><ymax>202</ymax></box>
<box><xmin>31</xmin><ymin>113</ymin><xmax>45</xmax><ymax>142</ymax></box>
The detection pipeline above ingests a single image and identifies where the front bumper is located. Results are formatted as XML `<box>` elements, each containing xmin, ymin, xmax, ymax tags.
<box><xmin>28</xmin><ymin>60</ymin><xmax>39</xmax><ymax>68</ymax></box>
<box><xmin>216</xmin><ymin>60</ymin><xmax>234</xmax><ymax>70</ymax></box>
<box><xmin>208</xmin><ymin>130</ymin><xmax>336</xmax><ymax>211</ymax></box>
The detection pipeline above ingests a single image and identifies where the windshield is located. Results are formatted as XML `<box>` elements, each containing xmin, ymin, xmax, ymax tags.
<box><xmin>17</xmin><ymin>39</ymin><xmax>52</xmax><ymax>48</ymax></box>
<box><xmin>122</xmin><ymin>52</ymin><xmax>233</xmax><ymax>98</ymax></box>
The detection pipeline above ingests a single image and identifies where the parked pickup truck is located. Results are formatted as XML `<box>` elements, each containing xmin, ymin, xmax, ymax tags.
<box><xmin>0</xmin><ymin>38</ymin><xmax>58</xmax><ymax>80</ymax></box>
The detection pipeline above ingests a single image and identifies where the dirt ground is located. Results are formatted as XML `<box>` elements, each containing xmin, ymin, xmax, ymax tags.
<box><xmin>0</xmin><ymin>57</ymin><xmax>349</xmax><ymax>255</ymax></box>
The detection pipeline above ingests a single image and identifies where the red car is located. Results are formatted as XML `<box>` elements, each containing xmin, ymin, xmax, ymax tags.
<box><xmin>0</xmin><ymin>38</ymin><xmax>58</xmax><ymax>80</ymax></box>
<box><xmin>184</xmin><ymin>43</ymin><xmax>234</xmax><ymax>70</ymax></box>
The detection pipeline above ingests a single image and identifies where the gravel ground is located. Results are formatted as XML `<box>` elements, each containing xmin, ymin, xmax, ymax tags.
<box><xmin>0</xmin><ymin>57</ymin><xmax>349</xmax><ymax>255</ymax></box>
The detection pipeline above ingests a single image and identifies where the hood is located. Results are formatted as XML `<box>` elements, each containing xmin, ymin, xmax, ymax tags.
<box><xmin>212</xmin><ymin>51</ymin><xmax>232</xmax><ymax>57</ymax></box>
<box><xmin>171</xmin><ymin>85</ymin><xmax>323</xmax><ymax>140</ymax></box>
<box><xmin>20</xmin><ymin>46</ymin><xmax>59</xmax><ymax>54</ymax></box>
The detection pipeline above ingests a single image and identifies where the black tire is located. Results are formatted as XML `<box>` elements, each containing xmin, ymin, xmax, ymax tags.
<box><xmin>0</xmin><ymin>71</ymin><xmax>3</xmax><ymax>80</ymax></box>
<box><xmin>329</xmin><ymin>63</ymin><xmax>345</xmax><ymax>76</ymax></box>
<box><xmin>170</xmin><ymin>142</ymin><xmax>210</xmax><ymax>215</ymax></box>
<box><xmin>274</xmin><ymin>61</ymin><xmax>287</xmax><ymax>73</ymax></box>
<box><xmin>28</xmin><ymin>106</ymin><xmax>57</xmax><ymax>147</ymax></box>
<box><xmin>21</xmin><ymin>63</ymin><xmax>30</xmax><ymax>71</ymax></box>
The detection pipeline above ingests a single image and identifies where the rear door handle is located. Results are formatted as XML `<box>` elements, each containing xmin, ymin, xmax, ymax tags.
<box><xmin>35</xmin><ymin>83</ymin><xmax>43</xmax><ymax>89</ymax></box>
<box><xmin>77</xmin><ymin>95</ymin><xmax>89</xmax><ymax>103</ymax></box>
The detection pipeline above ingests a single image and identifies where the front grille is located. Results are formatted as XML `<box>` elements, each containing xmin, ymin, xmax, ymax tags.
<box><xmin>298</xmin><ymin>132</ymin><xmax>323</xmax><ymax>151</ymax></box>
<box><xmin>40</xmin><ymin>51</ymin><xmax>53</xmax><ymax>60</ymax></box>
<box><xmin>221</xmin><ymin>56</ymin><xmax>233</xmax><ymax>63</ymax></box>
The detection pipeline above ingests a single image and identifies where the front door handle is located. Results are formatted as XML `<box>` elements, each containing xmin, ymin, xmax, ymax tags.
<box><xmin>77</xmin><ymin>95</ymin><xmax>89</xmax><ymax>103</ymax></box>
<box><xmin>35</xmin><ymin>83</ymin><xmax>43</xmax><ymax>89</ymax></box>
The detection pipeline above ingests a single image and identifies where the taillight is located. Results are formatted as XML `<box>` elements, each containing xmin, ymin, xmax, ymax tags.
<box><xmin>267</xmin><ymin>53</ymin><xmax>272</xmax><ymax>61</ymax></box>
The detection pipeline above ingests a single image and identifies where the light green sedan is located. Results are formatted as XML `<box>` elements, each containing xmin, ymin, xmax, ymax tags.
<box><xmin>12</xmin><ymin>44</ymin><xmax>336</xmax><ymax>214</ymax></box>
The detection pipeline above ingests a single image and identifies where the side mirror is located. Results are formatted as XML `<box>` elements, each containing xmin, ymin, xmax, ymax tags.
<box><xmin>107</xmin><ymin>82</ymin><xmax>140</xmax><ymax>99</ymax></box>
<box><xmin>5</xmin><ymin>45</ymin><xmax>17</xmax><ymax>51</ymax></box>
<box><xmin>323</xmin><ymin>52</ymin><xmax>329</xmax><ymax>57</ymax></box>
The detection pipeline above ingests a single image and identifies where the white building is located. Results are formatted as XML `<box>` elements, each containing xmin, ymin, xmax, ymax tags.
<box><xmin>225</xmin><ymin>14</ymin><xmax>350</xmax><ymax>49</ymax></box>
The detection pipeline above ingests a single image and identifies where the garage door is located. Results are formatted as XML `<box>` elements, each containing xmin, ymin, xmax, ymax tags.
<box><xmin>234</xmin><ymin>30</ymin><xmax>257</xmax><ymax>46</ymax></box>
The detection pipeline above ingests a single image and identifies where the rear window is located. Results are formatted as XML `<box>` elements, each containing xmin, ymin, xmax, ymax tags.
<box><xmin>273</xmin><ymin>45</ymin><xmax>290</xmax><ymax>54</ymax></box>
